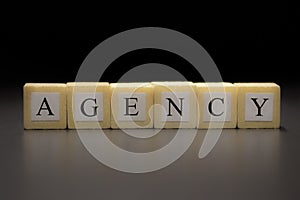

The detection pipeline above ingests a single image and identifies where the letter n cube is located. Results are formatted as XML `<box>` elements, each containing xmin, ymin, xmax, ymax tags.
<box><xmin>152</xmin><ymin>82</ymin><xmax>197</xmax><ymax>128</ymax></box>
<box><xmin>235</xmin><ymin>83</ymin><xmax>280</xmax><ymax>128</ymax></box>
<box><xmin>110</xmin><ymin>83</ymin><xmax>153</xmax><ymax>129</ymax></box>
<box><xmin>23</xmin><ymin>83</ymin><xmax>66</xmax><ymax>129</ymax></box>
<box><xmin>67</xmin><ymin>82</ymin><xmax>111</xmax><ymax>129</ymax></box>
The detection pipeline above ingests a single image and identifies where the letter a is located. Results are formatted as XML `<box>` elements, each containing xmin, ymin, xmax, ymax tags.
<box><xmin>36</xmin><ymin>97</ymin><xmax>54</xmax><ymax>116</ymax></box>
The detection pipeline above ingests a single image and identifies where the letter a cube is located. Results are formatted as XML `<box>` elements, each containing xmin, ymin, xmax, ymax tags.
<box><xmin>23</xmin><ymin>83</ymin><xmax>66</xmax><ymax>129</ymax></box>
<box><xmin>196</xmin><ymin>82</ymin><xmax>237</xmax><ymax>129</ymax></box>
<box><xmin>235</xmin><ymin>83</ymin><xmax>280</xmax><ymax>128</ymax></box>
<box><xmin>152</xmin><ymin>82</ymin><xmax>197</xmax><ymax>128</ymax></box>
<box><xmin>110</xmin><ymin>83</ymin><xmax>153</xmax><ymax>129</ymax></box>
<box><xmin>67</xmin><ymin>82</ymin><xmax>111</xmax><ymax>129</ymax></box>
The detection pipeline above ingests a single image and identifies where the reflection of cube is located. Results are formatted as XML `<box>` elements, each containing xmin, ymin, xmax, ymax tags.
<box><xmin>67</xmin><ymin>82</ymin><xmax>110</xmax><ymax>129</ymax></box>
<box><xmin>110</xmin><ymin>83</ymin><xmax>153</xmax><ymax>129</ymax></box>
<box><xmin>196</xmin><ymin>82</ymin><xmax>237</xmax><ymax>129</ymax></box>
<box><xmin>24</xmin><ymin>83</ymin><xmax>66</xmax><ymax>129</ymax></box>
<box><xmin>235</xmin><ymin>83</ymin><xmax>280</xmax><ymax>128</ymax></box>
<box><xmin>152</xmin><ymin>82</ymin><xmax>197</xmax><ymax>128</ymax></box>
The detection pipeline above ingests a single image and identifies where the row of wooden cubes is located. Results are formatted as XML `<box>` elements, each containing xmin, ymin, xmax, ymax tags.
<box><xmin>23</xmin><ymin>82</ymin><xmax>280</xmax><ymax>129</ymax></box>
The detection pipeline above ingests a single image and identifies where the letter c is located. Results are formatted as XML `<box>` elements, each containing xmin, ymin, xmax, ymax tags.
<box><xmin>208</xmin><ymin>98</ymin><xmax>224</xmax><ymax>117</ymax></box>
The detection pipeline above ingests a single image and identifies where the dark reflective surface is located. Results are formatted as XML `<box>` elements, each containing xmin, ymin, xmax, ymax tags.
<box><xmin>0</xmin><ymin>84</ymin><xmax>300</xmax><ymax>200</ymax></box>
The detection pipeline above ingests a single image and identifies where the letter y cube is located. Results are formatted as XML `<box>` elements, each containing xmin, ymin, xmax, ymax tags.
<box><xmin>235</xmin><ymin>83</ymin><xmax>280</xmax><ymax>128</ymax></box>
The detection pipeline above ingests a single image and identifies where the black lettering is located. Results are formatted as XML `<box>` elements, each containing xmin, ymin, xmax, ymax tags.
<box><xmin>208</xmin><ymin>98</ymin><xmax>224</xmax><ymax>116</ymax></box>
<box><xmin>36</xmin><ymin>97</ymin><xmax>54</xmax><ymax>116</ymax></box>
<box><xmin>80</xmin><ymin>98</ymin><xmax>98</xmax><ymax>117</ymax></box>
<box><xmin>166</xmin><ymin>98</ymin><xmax>184</xmax><ymax>116</ymax></box>
<box><xmin>251</xmin><ymin>98</ymin><xmax>269</xmax><ymax>116</ymax></box>
<box><xmin>124</xmin><ymin>98</ymin><xmax>139</xmax><ymax>116</ymax></box>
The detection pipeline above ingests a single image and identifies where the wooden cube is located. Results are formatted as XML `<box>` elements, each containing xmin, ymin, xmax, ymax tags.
<box><xmin>67</xmin><ymin>82</ymin><xmax>110</xmax><ymax>129</ymax></box>
<box><xmin>152</xmin><ymin>81</ymin><xmax>197</xmax><ymax>128</ymax></box>
<box><xmin>196</xmin><ymin>82</ymin><xmax>237</xmax><ymax>129</ymax></box>
<box><xmin>235</xmin><ymin>83</ymin><xmax>280</xmax><ymax>128</ymax></box>
<box><xmin>110</xmin><ymin>83</ymin><xmax>153</xmax><ymax>129</ymax></box>
<box><xmin>23</xmin><ymin>83</ymin><xmax>66</xmax><ymax>129</ymax></box>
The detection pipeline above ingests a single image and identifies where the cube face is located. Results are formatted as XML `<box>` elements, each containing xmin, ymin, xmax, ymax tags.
<box><xmin>73</xmin><ymin>93</ymin><xmax>103</xmax><ymax>122</ymax></box>
<box><xmin>30</xmin><ymin>92</ymin><xmax>60</xmax><ymax>121</ymax></box>
<box><xmin>24</xmin><ymin>83</ymin><xmax>66</xmax><ymax>129</ymax></box>
<box><xmin>67</xmin><ymin>82</ymin><xmax>110</xmax><ymax>129</ymax></box>
<box><xmin>110</xmin><ymin>83</ymin><xmax>153</xmax><ymax>129</ymax></box>
<box><xmin>153</xmin><ymin>82</ymin><xmax>197</xmax><ymax>128</ymax></box>
<box><xmin>235</xmin><ymin>83</ymin><xmax>280</xmax><ymax>128</ymax></box>
<box><xmin>196</xmin><ymin>82</ymin><xmax>237</xmax><ymax>129</ymax></box>
<box><xmin>161</xmin><ymin>92</ymin><xmax>191</xmax><ymax>122</ymax></box>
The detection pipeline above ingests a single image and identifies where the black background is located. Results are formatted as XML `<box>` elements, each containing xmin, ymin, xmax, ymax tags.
<box><xmin>1</xmin><ymin>4</ymin><xmax>300</xmax><ymax>200</ymax></box>
<box><xmin>1</xmin><ymin>3</ymin><xmax>298</xmax><ymax>86</ymax></box>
